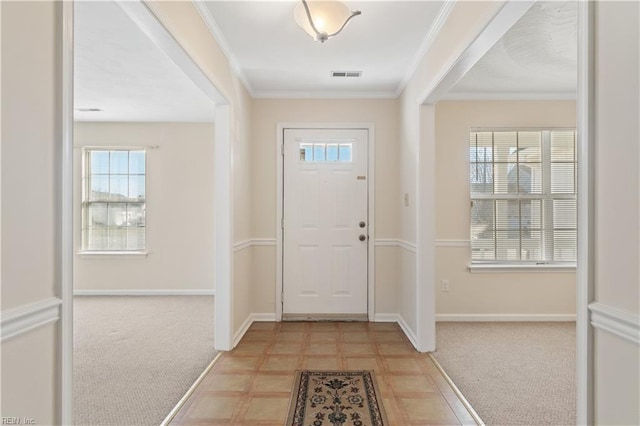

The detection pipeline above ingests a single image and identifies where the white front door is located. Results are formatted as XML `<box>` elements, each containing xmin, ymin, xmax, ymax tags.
<box><xmin>283</xmin><ymin>128</ymin><xmax>369</xmax><ymax>317</ymax></box>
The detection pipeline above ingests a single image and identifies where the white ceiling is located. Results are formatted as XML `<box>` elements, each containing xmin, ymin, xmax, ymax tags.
<box><xmin>201</xmin><ymin>1</ymin><xmax>445</xmax><ymax>97</ymax></box>
<box><xmin>73</xmin><ymin>1</ymin><xmax>577</xmax><ymax>122</ymax></box>
<box><xmin>447</xmin><ymin>1</ymin><xmax>577</xmax><ymax>99</ymax></box>
<box><xmin>74</xmin><ymin>1</ymin><xmax>215</xmax><ymax>122</ymax></box>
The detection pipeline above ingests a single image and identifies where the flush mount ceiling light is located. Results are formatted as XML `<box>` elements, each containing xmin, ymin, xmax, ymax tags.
<box><xmin>294</xmin><ymin>0</ymin><xmax>361</xmax><ymax>43</ymax></box>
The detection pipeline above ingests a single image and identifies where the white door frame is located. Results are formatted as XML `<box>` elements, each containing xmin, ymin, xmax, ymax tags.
<box><xmin>60</xmin><ymin>2</ymin><xmax>234</xmax><ymax>423</ymax></box>
<box><xmin>414</xmin><ymin>1</ymin><xmax>594</xmax><ymax>424</ymax></box>
<box><xmin>276</xmin><ymin>123</ymin><xmax>376</xmax><ymax>321</ymax></box>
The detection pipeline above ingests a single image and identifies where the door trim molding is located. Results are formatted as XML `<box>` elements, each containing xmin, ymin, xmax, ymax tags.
<box><xmin>276</xmin><ymin>123</ymin><xmax>376</xmax><ymax>321</ymax></box>
<box><xmin>576</xmin><ymin>2</ymin><xmax>595</xmax><ymax>423</ymax></box>
<box><xmin>61</xmin><ymin>1</ymin><xmax>75</xmax><ymax>423</ymax></box>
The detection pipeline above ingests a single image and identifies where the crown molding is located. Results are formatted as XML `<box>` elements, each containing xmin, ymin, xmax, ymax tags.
<box><xmin>441</xmin><ymin>91</ymin><xmax>577</xmax><ymax>101</ymax></box>
<box><xmin>192</xmin><ymin>0</ymin><xmax>254</xmax><ymax>97</ymax></box>
<box><xmin>252</xmin><ymin>90</ymin><xmax>398</xmax><ymax>99</ymax></box>
<box><xmin>395</xmin><ymin>0</ymin><xmax>457</xmax><ymax>97</ymax></box>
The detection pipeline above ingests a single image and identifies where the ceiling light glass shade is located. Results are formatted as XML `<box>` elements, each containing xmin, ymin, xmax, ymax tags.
<box><xmin>294</xmin><ymin>0</ymin><xmax>361</xmax><ymax>43</ymax></box>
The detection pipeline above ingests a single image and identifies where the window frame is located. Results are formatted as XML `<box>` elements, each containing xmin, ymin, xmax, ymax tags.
<box><xmin>468</xmin><ymin>127</ymin><xmax>577</xmax><ymax>271</ymax></box>
<box><xmin>80</xmin><ymin>147</ymin><xmax>148</xmax><ymax>255</ymax></box>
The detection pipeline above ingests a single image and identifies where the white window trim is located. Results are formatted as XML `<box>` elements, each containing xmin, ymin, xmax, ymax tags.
<box><xmin>468</xmin><ymin>262</ymin><xmax>576</xmax><ymax>273</ymax></box>
<box><xmin>469</xmin><ymin>128</ymin><xmax>577</xmax><ymax>265</ymax></box>
<box><xmin>77</xmin><ymin>250</ymin><xmax>149</xmax><ymax>258</ymax></box>
<box><xmin>81</xmin><ymin>148</ymin><xmax>147</xmax><ymax>252</ymax></box>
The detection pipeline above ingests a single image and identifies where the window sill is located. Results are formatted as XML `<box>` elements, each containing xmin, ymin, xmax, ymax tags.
<box><xmin>468</xmin><ymin>263</ymin><xmax>576</xmax><ymax>273</ymax></box>
<box><xmin>77</xmin><ymin>251</ymin><xmax>149</xmax><ymax>259</ymax></box>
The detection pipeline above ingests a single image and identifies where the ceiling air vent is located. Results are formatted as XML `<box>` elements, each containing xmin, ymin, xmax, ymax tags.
<box><xmin>331</xmin><ymin>71</ymin><xmax>362</xmax><ymax>78</ymax></box>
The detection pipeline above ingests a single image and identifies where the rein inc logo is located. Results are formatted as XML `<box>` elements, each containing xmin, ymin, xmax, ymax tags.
<box><xmin>1</xmin><ymin>418</ymin><xmax>35</xmax><ymax>425</ymax></box>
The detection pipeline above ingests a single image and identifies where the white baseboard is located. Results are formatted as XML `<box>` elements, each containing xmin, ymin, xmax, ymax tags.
<box><xmin>436</xmin><ymin>313</ymin><xmax>576</xmax><ymax>322</ymax></box>
<box><xmin>251</xmin><ymin>313</ymin><xmax>277</xmax><ymax>322</ymax></box>
<box><xmin>435</xmin><ymin>239</ymin><xmax>471</xmax><ymax>247</ymax></box>
<box><xmin>1</xmin><ymin>297</ymin><xmax>62</xmax><ymax>342</ymax></box>
<box><xmin>232</xmin><ymin>313</ymin><xmax>278</xmax><ymax>348</ymax></box>
<box><xmin>374</xmin><ymin>313</ymin><xmax>419</xmax><ymax>350</ymax></box>
<box><xmin>73</xmin><ymin>289</ymin><xmax>215</xmax><ymax>296</ymax></box>
<box><xmin>233</xmin><ymin>314</ymin><xmax>254</xmax><ymax>348</ymax></box>
<box><xmin>397</xmin><ymin>314</ymin><xmax>419</xmax><ymax>348</ymax></box>
<box><xmin>373</xmin><ymin>313</ymin><xmax>399</xmax><ymax>322</ymax></box>
<box><xmin>233</xmin><ymin>239</ymin><xmax>277</xmax><ymax>252</ymax></box>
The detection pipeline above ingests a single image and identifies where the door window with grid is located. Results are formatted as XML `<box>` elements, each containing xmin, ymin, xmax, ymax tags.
<box><xmin>470</xmin><ymin>130</ymin><xmax>577</xmax><ymax>264</ymax></box>
<box><xmin>82</xmin><ymin>149</ymin><xmax>146</xmax><ymax>251</ymax></box>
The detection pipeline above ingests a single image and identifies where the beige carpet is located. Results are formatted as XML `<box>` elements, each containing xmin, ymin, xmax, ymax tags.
<box><xmin>433</xmin><ymin>322</ymin><xmax>576</xmax><ymax>426</ymax></box>
<box><xmin>73</xmin><ymin>296</ymin><xmax>216</xmax><ymax>426</ymax></box>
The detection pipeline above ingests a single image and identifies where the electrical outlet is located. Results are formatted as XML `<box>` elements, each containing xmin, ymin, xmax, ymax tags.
<box><xmin>441</xmin><ymin>279</ymin><xmax>450</xmax><ymax>292</ymax></box>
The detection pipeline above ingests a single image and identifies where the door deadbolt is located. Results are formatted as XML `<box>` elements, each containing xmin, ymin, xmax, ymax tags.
<box><xmin>359</xmin><ymin>221</ymin><xmax>366</xmax><ymax>228</ymax></box>
<box><xmin>359</xmin><ymin>234</ymin><xmax>366</xmax><ymax>242</ymax></box>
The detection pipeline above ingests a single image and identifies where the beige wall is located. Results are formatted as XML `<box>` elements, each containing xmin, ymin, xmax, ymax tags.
<box><xmin>1</xmin><ymin>1</ymin><xmax>60</xmax><ymax>423</ymax></box>
<box><xmin>434</xmin><ymin>101</ymin><xmax>576</xmax><ymax>316</ymax></box>
<box><xmin>73</xmin><ymin>122</ymin><xmax>215</xmax><ymax>292</ymax></box>
<box><xmin>397</xmin><ymin>1</ymin><xmax>504</xmax><ymax>335</ymax></box>
<box><xmin>593</xmin><ymin>2</ymin><xmax>639</xmax><ymax>314</ymax></box>
<box><xmin>251</xmin><ymin>98</ymin><xmax>400</xmax><ymax>239</ymax></box>
<box><xmin>232</xmin><ymin>90</ymin><xmax>253</xmax><ymax>330</ymax></box>
<box><xmin>3</xmin><ymin>1</ymin><xmax>639</xmax><ymax>422</ymax></box>
<box><xmin>593</xmin><ymin>2</ymin><xmax>640</xmax><ymax>424</ymax></box>
<box><xmin>250</xmin><ymin>98</ymin><xmax>400</xmax><ymax>316</ymax></box>
<box><xmin>1</xmin><ymin>0</ymin><xmax>58</xmax><ymax>311</ymax></box>
<box><xmin>233</xmin><ymin>248</ymin><xmax>252</xmax><ymax>332</ymax></box>
<box><xmin>147</xmin><ymin>1</ymin><xmax>254</xmax><ymax>338</ymax></box>
<box><xmin>1</xmin><ymin>325</ymin><xmax>57</xmax><ymax>424</ymax></box>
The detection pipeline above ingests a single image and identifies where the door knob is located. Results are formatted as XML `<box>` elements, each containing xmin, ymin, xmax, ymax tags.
<box><xmin>359</xmin><ymin>234</ymin><xmax>366</xmax><ymax>242</ymax></box>
<box><xmin>359</xmin><ymin>221</ymin><xmax>366</xmax><ymax>228</ymax></box>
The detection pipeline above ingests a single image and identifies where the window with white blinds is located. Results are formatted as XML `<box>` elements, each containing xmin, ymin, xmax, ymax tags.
<box><xmin>82</xmin><ymin>149</ymin><xmax>146</xmax><ymax>251</ymax></box>
<box><xmin>470</xmin><ymin>129</ymin><xmax>577</xmax><ymax>264</ymax></box>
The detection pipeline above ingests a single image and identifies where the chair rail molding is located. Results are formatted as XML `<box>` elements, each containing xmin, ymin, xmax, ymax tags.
<box><xmin>589</xmin><ymin>302</ymin><xmax>640</xmax><ymax>345</ymax></box>
<box><xmin>435</xmin><ymin>239</ymin><xmax>471</xmax><ymax>247</ymax></box>
<box><xmin>233</xmin><ymin>238</ymin><xmax>277</xmax><ymax>252</ymax></box>
<box><xmin>374</xmin><ymin>239</ymin><xmax>417</xmax><ymax>253</ymax></box>
<box><xmin>1</xmin><ymin>297</ymin><xmax>62</xmax><ymax>342</ymax></box>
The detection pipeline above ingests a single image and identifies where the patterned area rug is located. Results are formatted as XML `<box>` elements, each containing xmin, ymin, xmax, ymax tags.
<box><xmin>287</xmin><ymin>370</ymin><xmax>388</xmax><ymax>426</ymax></box>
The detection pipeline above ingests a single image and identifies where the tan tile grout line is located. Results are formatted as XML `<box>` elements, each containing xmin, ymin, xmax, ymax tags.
<box><xmin>232</xmin><ymin>325</ymin><xmax>281</xmax><ymax>424</ymax></box>
<box><xmin>161</xmin><ymin>352</ymin><xmax>224</xmax><ymax>426</ymax></box>
<box><xmin>428</xmin><ymin>353</ymin><xmax>485</xmax><ymax>426</ymax></box>
<box><xmin>172</xmin><ymin>323</ymin><xmax>481</xmax><ymax>425</ymax></box>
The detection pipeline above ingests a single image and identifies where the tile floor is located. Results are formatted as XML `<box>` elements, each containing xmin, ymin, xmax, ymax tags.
<box><xmin>170</xmin><ymin>322</ymin><xmax>478</xmax><ymax>425</ymax></box>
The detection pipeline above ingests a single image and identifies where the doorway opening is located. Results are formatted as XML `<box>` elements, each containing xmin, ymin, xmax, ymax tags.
<box><xmin>275</xmin><ymin>124</ymin><xmax>376</xmax><ymax>322</ymax></box>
